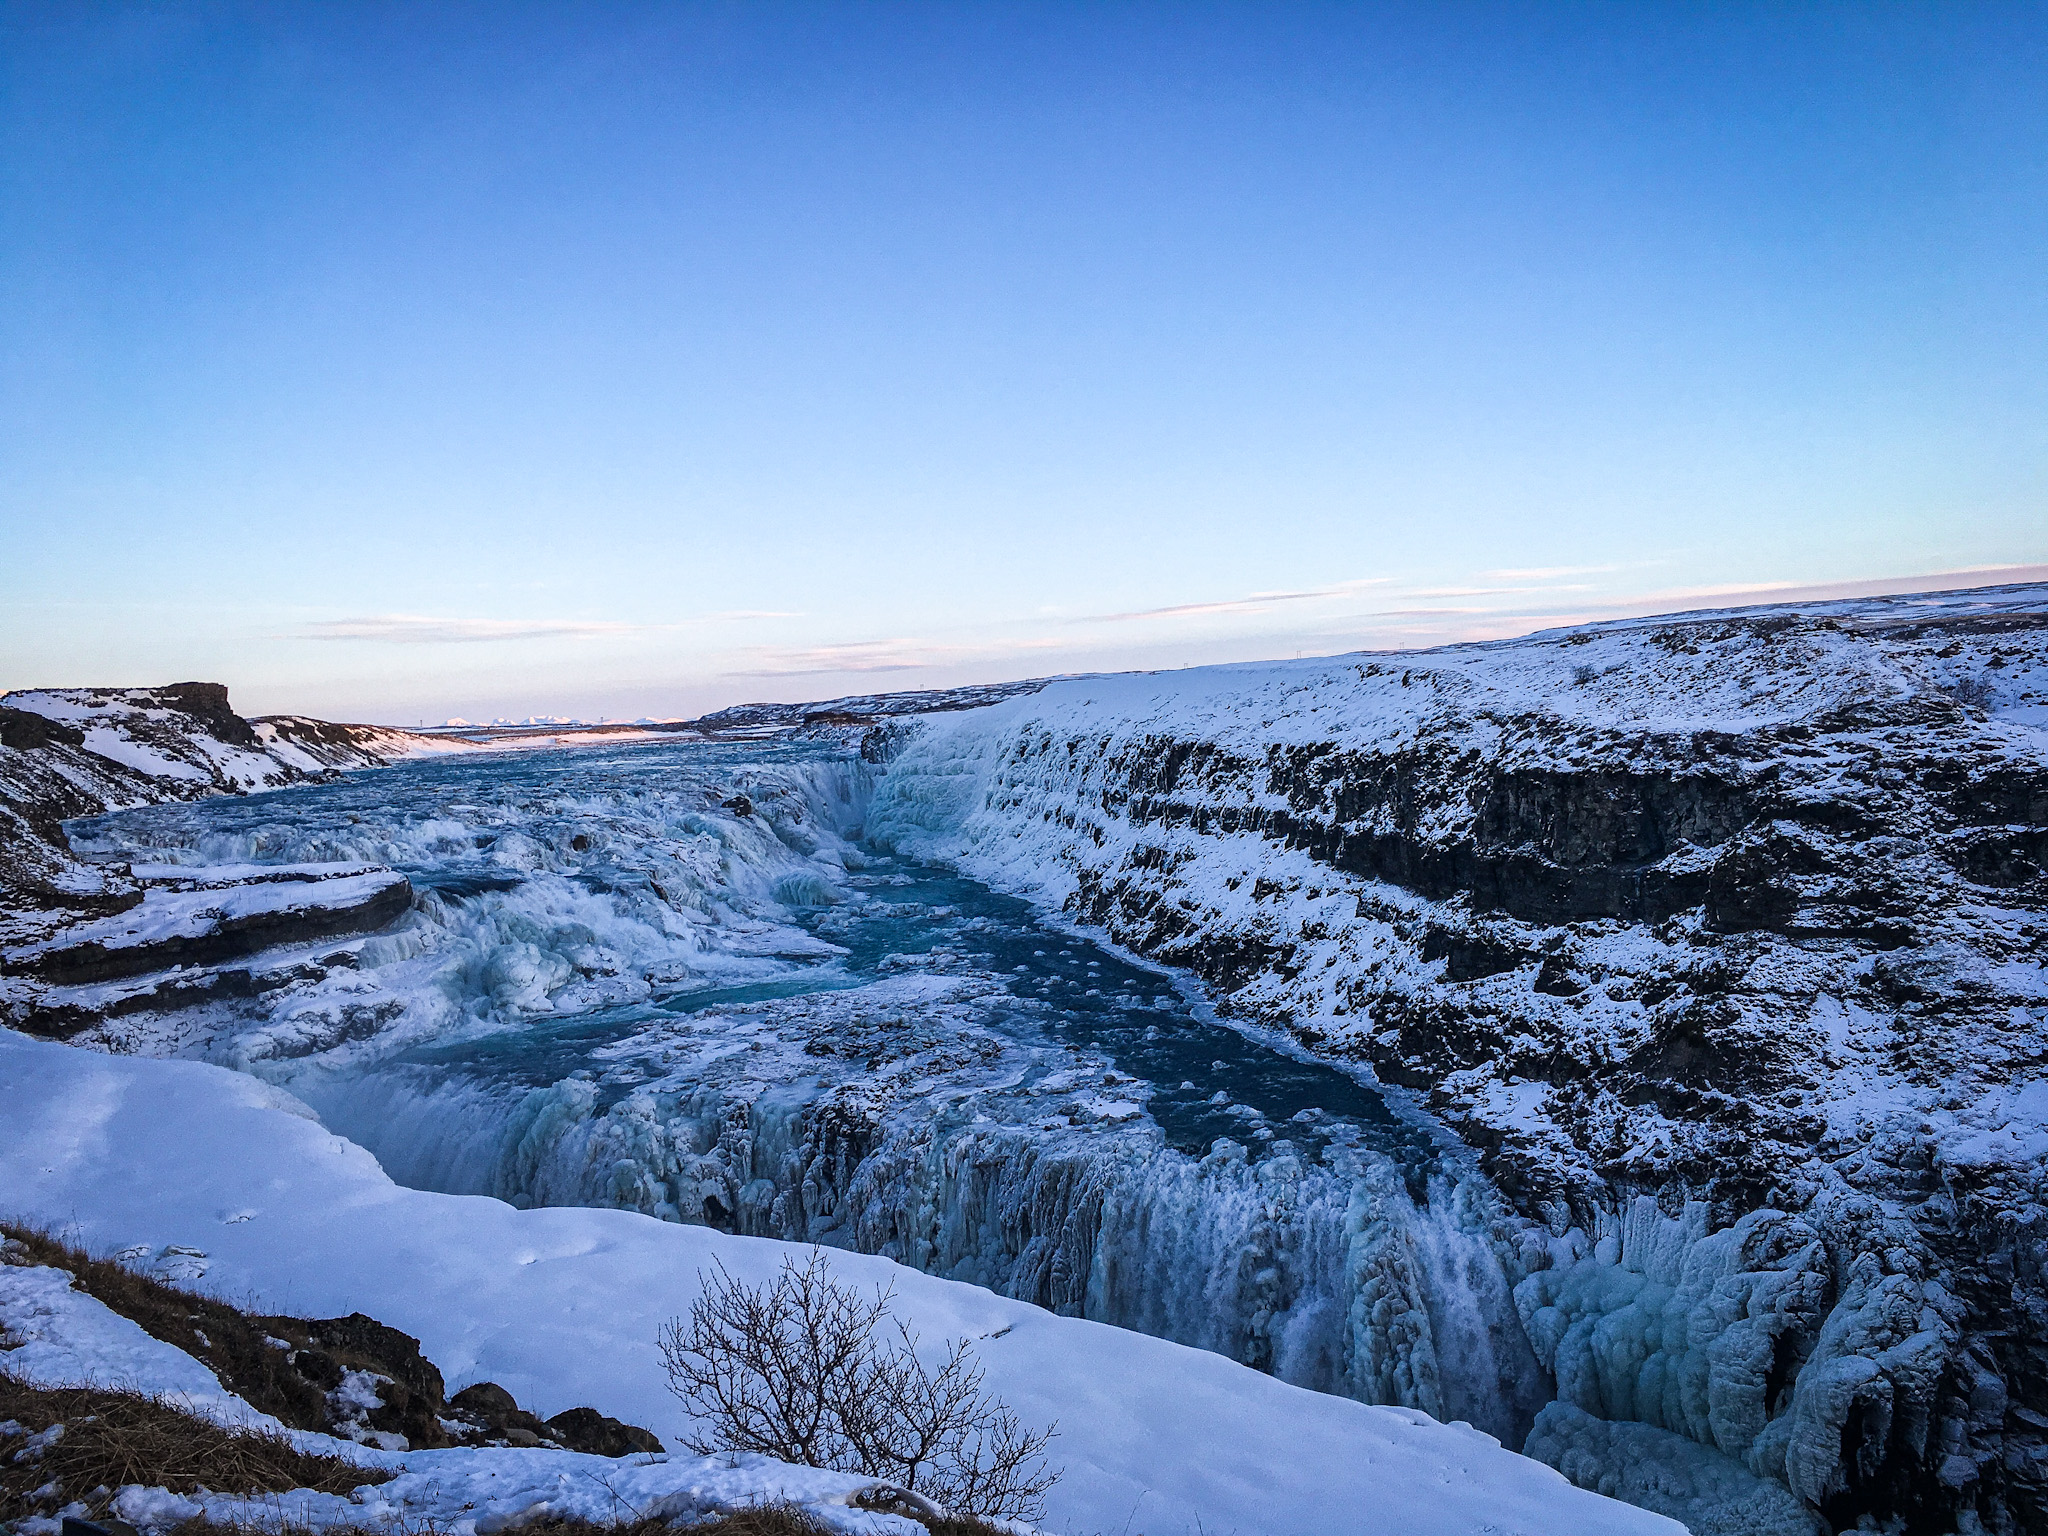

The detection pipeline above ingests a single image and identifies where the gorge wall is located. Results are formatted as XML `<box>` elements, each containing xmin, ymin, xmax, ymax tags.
<box><xmin>862</xmin><ymin>582</ymin><xmax>2048</xmax><ymax>1535</ymax></box>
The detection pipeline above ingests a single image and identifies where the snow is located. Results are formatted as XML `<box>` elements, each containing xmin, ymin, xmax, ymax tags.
<box><xmin>76</xmin><ymin>726</ymin><xmax>215</xmax><ymax>782</ymax></box>
<box><xmin>0</xmin><ymin>1264</ymin><xmax>295</xmax><ymax>1437</ymax></box>
<box><xmin>5</xmin><ymin>870</ymin><xmax>410</xmax><ymax>970</ymax></box>
<box><xmin>97</xmin><ymin>1448</ymin><xmax>928</xmax><ymax>1536</ymax></box>
<box><xmin>0</xmin><ymin>1028</ymin><xmax>1676</xmax><ymax>1536</ymax></box>
<box><xmin>0</xmin><ymin>1263</ymin><xmax>924</xmax><ymax>1536</ymax></box>
<box><xmin>37</xmin><ymin>746</ymin><xmax>880</xmax><ymax>1067</ymax></box>
<box><xmin>14</xmin><ymin>579</ymin><xmax>2043</xmax><ymax>1533</ymax></box>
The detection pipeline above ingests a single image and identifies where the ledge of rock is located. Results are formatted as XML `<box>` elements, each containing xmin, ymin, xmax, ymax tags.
<box><xmin>5</xmin><ymin>865</ymin><xmax>414</xmax><ymax>985</ymax></box>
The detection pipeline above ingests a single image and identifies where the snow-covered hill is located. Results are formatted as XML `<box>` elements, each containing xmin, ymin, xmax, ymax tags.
<box><xmin>687</xmin><ymin>679</ymin><xmax>1060</xmax><ymax>738</ymax></box>
<box><xmin>861</xmin><ymin>579</ymin><xmax>2048</xmax><ymax>1534</ymax></box>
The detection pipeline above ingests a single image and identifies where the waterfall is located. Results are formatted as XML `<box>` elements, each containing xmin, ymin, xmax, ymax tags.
<box><xmin>303</xmin><ymin>1048</ymin><xmax>1551</xmax><ymax>1448</ymax></box>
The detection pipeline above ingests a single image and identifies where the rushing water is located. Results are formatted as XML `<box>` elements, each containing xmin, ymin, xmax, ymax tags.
<box><xmin>70</xmin><ymin>737</ymin><xmax>1554</xmax><ymax>1443</ymax></box>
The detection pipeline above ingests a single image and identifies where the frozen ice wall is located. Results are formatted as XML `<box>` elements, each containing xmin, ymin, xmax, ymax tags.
<box><xmin>300</xmin><ymin>976</ymin><xmax>1555</xmax><ymax>1449</ymax></box>
<box><xmin>1518</xmin><ymin>1196</ymin><xmax>1966</xmax><ymax>1535</ymax></box>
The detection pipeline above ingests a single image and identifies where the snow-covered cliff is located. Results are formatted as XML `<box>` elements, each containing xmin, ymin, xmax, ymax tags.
<box><xmin>862</xmin><ymin>581</ymin><xmax>2048</xmax><ymax>1534</ymax></box>
<box><xmin>0</xmin><ymin>685</ymin><xmax>468</xmax><ymax>913</ymax></box>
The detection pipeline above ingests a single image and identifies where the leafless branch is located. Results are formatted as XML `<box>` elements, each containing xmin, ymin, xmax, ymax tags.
<box><xmin>660</xmin><ymin>1251</ymin><xmax>1058</xmax><ymax>1521</ymax></box>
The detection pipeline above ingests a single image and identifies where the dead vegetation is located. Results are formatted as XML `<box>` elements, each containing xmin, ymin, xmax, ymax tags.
<box><xmin>2</xmin><ymin>1222</ymin><xmax>376</xmax><ymax>1437</ymax></box>
<box><xmin>154</xmin><ymin>1509</ymin><xmax>854</xmax><ymax>1536</ymax></box>
<box><xmin>2</xmin><ymin>1228</ymin><xmax>1024</xmax><ymax>1536</ymax></box>
<box><xmin>660</xmin><ymin>1252</ymin><xmax>1057</xmax><ymax>1522</ymax></box>
<box><xmin>0</xmin><ymin>1372</ymin><xmax>386</xmax><ymax>1527</ymax></box>
<box><xmin>144</xmin><ymin>1504</ymin><xmax>1010</xmax><ymax>1536</ymax></box>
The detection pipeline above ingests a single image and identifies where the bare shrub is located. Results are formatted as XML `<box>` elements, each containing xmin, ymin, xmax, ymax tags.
<box><xmin>1946</xmin><ymin>674</ymin><xmax>1995</xmax><ymax>709</ymax></box>
<box><xmin>660</xmin><ymin>1252</ymin><xmax>1058</xmax><ymax>1522</ymax></box>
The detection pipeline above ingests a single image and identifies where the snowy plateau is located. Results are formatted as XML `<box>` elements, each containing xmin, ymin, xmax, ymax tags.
<box><xmin>1</xmin><ymin>579</ymin><xmax>2045</xmax><ymax>1536</ymax></box>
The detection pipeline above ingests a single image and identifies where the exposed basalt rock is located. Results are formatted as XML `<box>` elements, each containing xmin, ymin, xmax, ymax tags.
<box><xmin>9</xmin><ymin>870</ymin><xmax>416</xmax><ymax>986</ymax></box>
<box><xmin>154</xmin><ymin>681</ymin><xmax>262</xmax><ymax>749</ymax></box>
<box><xmin>869</xmin><ymin>584</ymin><xmax>2048</xmax><ymax>1534</ymax></box>
<box><xmin>0</xmin><ymin>708</ymin><xmax>85</xmax><ymax>754</ymax></box>
<box><xmin>545</xmin><ymin>1405</ymin><xmax>665</xmax><ymax>1457</ymax></box>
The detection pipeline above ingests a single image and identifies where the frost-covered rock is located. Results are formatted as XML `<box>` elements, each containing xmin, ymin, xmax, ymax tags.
<box><xmin>1525</xmin><ymin>1403</ymin><xmax>1822</xmax><ymax>1536</ymax></box>
<box><xmin>0</xmin><ymin>683</ymin><xmax>462</xmax><ymax>923</ymax></box>
<box><xmin>8</xmin><ymin>866</ymin><xmax>414</xmax><ymax>985</ymax></box>
<box><xmin>1515</xmin><ymin>1200</ymin><xmax>1832</xmax><ymax>1465</ymax></box>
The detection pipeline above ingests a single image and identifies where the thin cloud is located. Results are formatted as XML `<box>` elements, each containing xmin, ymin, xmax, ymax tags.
<box><xmin>300</xmin><ymin>611</ymin><xmax>798</xmax><ymax>643</ymax></box>
<box><xmin>304</xmin><ymin>616</ymin><xmax>641</xmax><ymax>643</ymax></box>
<box><xmin>728</xmin><ymin>636</ymin><xmax>1064</xmax><ymax>678</ymax></box>
<box><xmin>1477</xmin><ymin>564</ymin><xmax>1622</xmax><ymax>580</ymax></box>
<box><xmin>1400</xmin><ymin>584</ymin><xmax>1593</xmax><ymax>599</ymax></box>
<box><xmin>1083</xmin><ymin>578</ymin><xmax>1392</xmax><ymax>624</ymax></box>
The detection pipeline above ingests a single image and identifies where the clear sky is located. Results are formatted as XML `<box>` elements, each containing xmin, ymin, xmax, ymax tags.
<box><xmin>4</xmin><ymin>2</ymin><xmax>2044</xmax><ymax>724</ymax></box>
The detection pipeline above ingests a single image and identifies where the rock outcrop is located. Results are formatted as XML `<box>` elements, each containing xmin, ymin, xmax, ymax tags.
<box><xmin>0</xmin><ymin>685</ymin><xmax>456</xmax><ymax>1027</ymax></box>
<box><xmin>8</xmin><ymin>864</ymin><xmax>415</xmax><ymax>986</ymax></box>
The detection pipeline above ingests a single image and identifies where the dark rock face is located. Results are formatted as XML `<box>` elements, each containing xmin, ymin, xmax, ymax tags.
<box><xmin>545</xmin><ymin>1406</ymin><xmax>665</xmax><ymax>1457</ymax></box>
<box><xmin>885</xmin><ymin>591</ymin><xmax>2048</xmax><ymax>1534</ymax></box>
<box><xmin>445</xmin><ymin>1383</ymin><xmax>665</xmax><ymax>1455</ymax></box>
<box><xmin>0</xmin><ymin>708</ymin><xmax>85</xmax><ymax>753</ymax></box>
<box><xmin>250</xmin><ymin>1311</ymin><xmax>668</xmax><ymax>1453</ymax></box>
<box><xmin>155</xmin><ymin>682</ymin><xmax>261</xmax><ymax>748</ymax></box>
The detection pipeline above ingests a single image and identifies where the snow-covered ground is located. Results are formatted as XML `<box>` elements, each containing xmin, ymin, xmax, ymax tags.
<box><xmin>2</xmin><ymin>690</ymin><xmax>471</xmax><ymax>794</ymax></box>
<box><xmin>0</xmin><ymin>1262</ymin><xmax>936</xmax><ymax>1536</ymax></box>
<box><xmin>0</xmin><ymin>685</ymin><xmax>472</xmax><ymax>919</ymax></box>
<box><xmin>847</xmin><ymin>579</ymin><xmax>2048</xmax><ymax>1534</ymax></box>
<box><xmin>0</xmin><ymin>1028</ymin><xmax>1674</xmax><ymax>1536</ymax></box>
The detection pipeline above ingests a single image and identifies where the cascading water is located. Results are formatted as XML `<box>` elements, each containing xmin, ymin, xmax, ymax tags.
<box><xmin>69</xmin><ymin>736</ymin><xmax>1557</xmax><ymax>1448</ymax></box>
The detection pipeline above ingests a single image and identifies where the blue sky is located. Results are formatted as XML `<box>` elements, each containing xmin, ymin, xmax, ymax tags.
<box><xmin>4</xmin><ymin>2</ymin><xmax>2043</xmax><ymax>724</ymax></box>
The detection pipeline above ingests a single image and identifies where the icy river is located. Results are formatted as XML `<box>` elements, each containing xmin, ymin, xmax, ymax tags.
<box><xmin>70</xmin><ymin>736</ymin><xmax>1552</xmax><ymax>1445</ymax></box>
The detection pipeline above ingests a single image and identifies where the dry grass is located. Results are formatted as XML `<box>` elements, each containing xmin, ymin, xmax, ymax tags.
<box><xmin>2</xmin><ymin>1222</ymin><xmax>336</xmax><ymax>1432</ymax></box>
<box><xmin>521</xmin><ymin>1512</ymin><xmax>831</xmax><ymax>1536</ymax></box>
<box><xmin>0</xmin><ymin>1373</ymin><xmax>387</xmax><ymax>1526</ymax></box>
<box><xmin>156</xmin><ymin>1508</ymin><xmax>856</xmax><ymax>1536</ymax></box>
